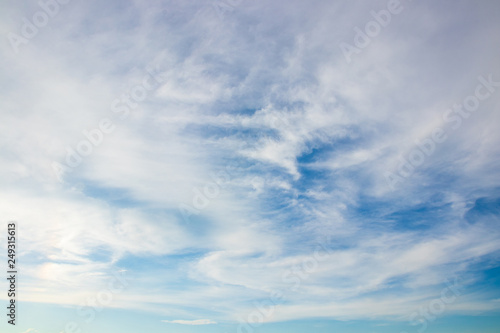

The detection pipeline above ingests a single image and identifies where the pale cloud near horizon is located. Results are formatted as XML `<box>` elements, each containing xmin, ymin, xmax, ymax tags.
<box><xmin>162</xmin><ymin>319</ymin><xmax>217</xmax><ymax>325</ymax></box>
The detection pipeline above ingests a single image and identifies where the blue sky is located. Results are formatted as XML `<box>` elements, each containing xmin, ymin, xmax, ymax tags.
<box><xmin>1</xmin><ymin>0</ymin><xmax>500</xmax><ymax>333</ymax></box>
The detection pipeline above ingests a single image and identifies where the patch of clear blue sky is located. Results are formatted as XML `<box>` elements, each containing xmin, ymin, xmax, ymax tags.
<box><xmin>349</xmin><ymin>195</ymin><xmax>456</xmax><ymax>231</ymax></box>
<box><xmin>480</xmin><ymin>265</ymin><xmax>500</xmax><ymax>295</ymax></box>
<box><xmin>465</xmin><ymin>195</ymin><xmax>500</xmax><ymax>224</ymax></box>
<box><xmin>81</xmin><ymin>182</ymin><xmax>144</xmax><ymax>208</ymax></box>
<box><xmin>87</xmin><ymin>245</ymin><xmax>115</xmax><ymax>263</ymax></box>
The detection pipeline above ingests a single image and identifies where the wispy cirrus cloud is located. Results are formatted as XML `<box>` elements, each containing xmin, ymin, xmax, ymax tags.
<box><xmin>162</xmin><ymin>319</ymin><xmax>217</xmax><ymax>325</ymax></box>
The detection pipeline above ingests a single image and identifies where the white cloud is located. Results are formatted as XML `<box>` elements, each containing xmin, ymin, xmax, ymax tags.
<box><xmin>162</xmin><ymin>319</ymin><xmax>217</xmax><ymax>325</ymax></box>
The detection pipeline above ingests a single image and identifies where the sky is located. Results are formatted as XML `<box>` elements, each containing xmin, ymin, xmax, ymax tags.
<box><xmin>1</xmin><ymin>0</ymin><xmax>500</xmax><ymax>333</ymax></box>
